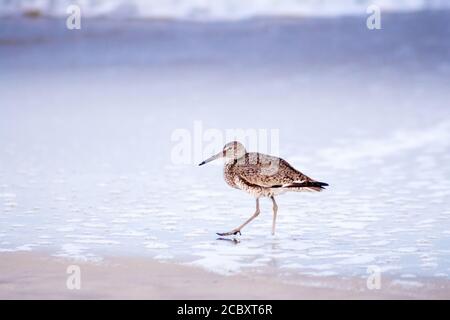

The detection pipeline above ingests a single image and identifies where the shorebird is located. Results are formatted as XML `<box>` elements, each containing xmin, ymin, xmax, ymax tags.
<box><xmin>199</xmin><ymin>141</ymin><xmax>328</xmax><ymax>236</ymax></box>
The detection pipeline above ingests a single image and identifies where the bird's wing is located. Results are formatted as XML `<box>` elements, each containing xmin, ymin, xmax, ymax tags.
<box><xmin>233</xmin><ymin>155</ymin><xmax>311</xmax><ymax>188</ymax></box>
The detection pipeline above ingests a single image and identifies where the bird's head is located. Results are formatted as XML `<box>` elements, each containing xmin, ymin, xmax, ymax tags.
<box><xmin>198</xmin><ymin>141</ymin><xmax>246</xmax><ymax>166</ymax></box>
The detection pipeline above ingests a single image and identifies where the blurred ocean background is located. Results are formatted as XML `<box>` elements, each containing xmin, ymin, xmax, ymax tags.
<box><xmin>1</xmin><ymin>0</ymin><xmax>450</xmax><ymax>19</ymax></box>
<box><xmin>1</xmin><ymin>0</ymin><xmax>450</xmax><ymax>288</ymax></box>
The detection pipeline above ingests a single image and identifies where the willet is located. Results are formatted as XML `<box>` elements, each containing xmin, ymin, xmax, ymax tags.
<box><xmin>199</xmin><ymin>141</ymin><xmax>328</xmax><ymax>236</ymax></box>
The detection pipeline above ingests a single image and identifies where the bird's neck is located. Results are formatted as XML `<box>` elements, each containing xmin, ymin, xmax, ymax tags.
<box><xmin>224</xmin><ymin>153</ymin><xmax>247</xmax><ymax>165</ymax></box>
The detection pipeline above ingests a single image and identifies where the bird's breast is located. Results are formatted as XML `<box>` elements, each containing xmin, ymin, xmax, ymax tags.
<box><xmin>223</xmin><ymin>163</ymin><xmax>239</xmax><ymax>189</ymax></box>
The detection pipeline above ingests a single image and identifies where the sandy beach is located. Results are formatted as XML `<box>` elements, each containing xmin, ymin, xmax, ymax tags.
<box><xmin>1</xmin><ymin>252</ymin><xmax>449</xmax><ymax>299</ymax></box>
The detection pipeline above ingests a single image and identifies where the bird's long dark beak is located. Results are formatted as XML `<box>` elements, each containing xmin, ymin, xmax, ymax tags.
<box><xmin>199</xmin><ymin>151</ymin><xmax>223</xmax><ymax>166</ymax></box>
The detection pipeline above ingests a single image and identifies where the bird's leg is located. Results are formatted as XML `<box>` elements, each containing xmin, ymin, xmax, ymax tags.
<box><xmin>217</xmin><ymin>198</ymin><xmax>260</xmax><ymax>236</ymax></box>
<box><xmin>271</xmin><ymin>196</ymin><xmax>278</xmax><ymax>235</ymax></box>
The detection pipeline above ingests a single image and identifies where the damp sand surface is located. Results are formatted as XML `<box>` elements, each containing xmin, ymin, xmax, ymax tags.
<box><xmin>2</xmin><ymin>252</ymin><xmax>450</xmax><ymax>299</ymax></box>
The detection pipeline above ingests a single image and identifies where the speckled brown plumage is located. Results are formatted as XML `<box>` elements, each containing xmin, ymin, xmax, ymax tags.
<box><xmin>199</xmin><ymin>141</ymin><xmax>328</xmax><ymax>236</ymax></box>
<box><xmin>224</xmin><ymin>152</ymin><xmax>326</xmax><ymax>197</ymax></box>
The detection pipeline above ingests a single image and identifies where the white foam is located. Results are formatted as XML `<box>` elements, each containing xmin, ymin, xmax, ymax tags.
<box><xmin>82</xmin><ymin>222</ymin><xmax>108</xmax><ymax>228</ymax></box>
<box><xmin>391</xmin><ymin>279</ymin><xmax>424</xmax><ymax>288</ymax></box>
<box><xmin>15</xmin><ymin>244</ymin><xmax>35</xmax><ymax>251</ymax></box>
<box><xmin>318</xmin><ymin>121</ymin><xmax>450</xmax><ymax>170</ymax></box>
<box><xmin>111</xmin><ymin>230</ymin><xmax>147</xmax><ymax>237</ymax></box>
<box><xmin>188</xmin><ymin>254</ymin><xmax>242</xmax><ymax>275</ymax></box>
<box><xmin>302</xmin><ymin>270</ymin><xmax>338</xmax><ymax>277</ymax></box>
<box><xmin>53</xmin><ymin>243</ymin><xmax>101</xmax><ymax>261</ymax></box>
<box><xmin>397</xmin><ymin>247</ymin><xmax>418</xmax><ymax>253</ymax></box>
<box><xmin>339</xmin><ymin>255</ymin><xmax>375</xmax><ymax>265</ymax></box>
<box><xmin>56</xmin><ymin>227</ymin><xmax>75</xmax><ymax>232</ymax></box>
<box><xmin>144</xmin><ymin>241</ymin><xmax>169</xmax><ymax>249</ymax></box>
<box><xmin>400</xmin><ymin>273</ymin><xmax>417</xmax><ymax>279</ymax></box>
<box><xmin>75</xmin><ymin>239</ymin><xmax>120</xmax><ymax>245</ymax></box>
<box><xmin>330</xmin><ymin>221</ymin><xmax>368</xmax><ymax>230</ymax></box>
<box><xmin>371</xmin><ymin>240</ymin><xmax>391</xmax><ymax>246</ymax></box>
<box><xmin>0</xmin><ymin>193</ymin><xmax>16</xmax><ymax>198</ymax></box>
<box><xmin>154</xmin><ymin>253</ymin><xmax>174</xmax><ymax>260</ymax></box>
<box><xmin>185</xmin><ymin>204</ymin><xmax>209</xmax><ymax>212</ymax></box>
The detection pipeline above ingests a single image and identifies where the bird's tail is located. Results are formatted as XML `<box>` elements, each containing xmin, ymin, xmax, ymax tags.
<box><xmin>284</xmin><ymin>181</ymin><xmax>329</xmax><ymax>192</ymax></box>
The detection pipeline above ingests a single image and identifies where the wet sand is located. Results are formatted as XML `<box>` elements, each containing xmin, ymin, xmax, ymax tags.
<box><xmin>1</xmin><ymin>252</ymin><xmax>449</xmax><ymax>299</ymax></box>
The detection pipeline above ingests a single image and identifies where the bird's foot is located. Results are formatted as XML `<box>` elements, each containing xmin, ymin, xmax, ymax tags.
<box><xmin>216</xmin><ymin>230</ymin><xmax>241</xmax><ymax>237</ymax></box>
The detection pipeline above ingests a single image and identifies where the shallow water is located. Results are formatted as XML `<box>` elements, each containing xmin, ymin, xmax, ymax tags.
<box><xmin>1</xmin><ymin>13</ymin><xmax>450</xmax><ymax>284</ymax></box>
